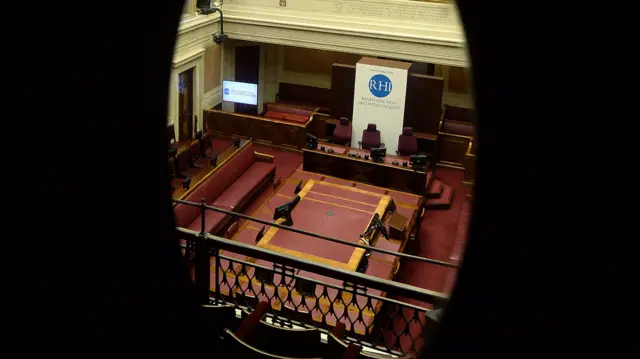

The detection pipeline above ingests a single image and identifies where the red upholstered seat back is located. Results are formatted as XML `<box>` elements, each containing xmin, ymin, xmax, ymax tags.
<box><xmin>398</xmin><ymin>127</ymin><xmax>418</xmax><ymax>155</ymax></box>
<box><xmin>361</xmin><ymin>123</ymin><xmax>381</xmax><ymax>149</ymax></box>
<box><xmin>264</xmin><ymin>102</ymin><xmax>313</xmax><ymax>117</ymax></box>
<box><xmin>444</xmin><ymin>105</ymin><xmax>474</xmax><ymax>123</ymax></box>
<box><xmin>173</xmin><ymin>143</ymin><xmax>256</xmax><ymax>227</ymax></box>
<box><xmin>174</xmin><ymin>184</ymin><xmax>212</xmax><ymax>227</ymax></box>
<box><xmin>442</xmin><ymin>120</ymin><xmax>475</xmax><ymax>137</ymax></box>
<box><xmin>283</xmin><ymin>114</ymin><xmax>308</xmax><ymax>124</ymax></box>
<box><xmin>333</xmin><ymin>117</ymin><xmax>352</xmax><ymax>143</ymax></box>
<box><xmin>265</xmin><ymin>111</ymin><xmax>309</xmax><ymax>124</ymax></box>
<box><xmin>264</xmin><ymin>111</ymin><xmax>287</xmax><ymax>121</ymax></box>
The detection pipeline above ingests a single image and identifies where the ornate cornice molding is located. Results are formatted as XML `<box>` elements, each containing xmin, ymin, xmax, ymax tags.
<box><xmin>223</xmin><ymin>0</ymin><xmax>464</xmax><ymax>42</ymax></box>
<box><xmin>225</xmin><ymin>21</ymin><xmax>467</xmax><ymax>66</ymax></box>
<box><xmin>175</xmin><ymin>1</ymin><xmax>468</xmax><ymax>67</ymax></box>
<box><xmin>202</xmin><ymin>86</ymin><xmax>223</xmax><ymax>110</ymax></box>
<box><xmin>175</xmin><ymin>14</ymin><xmax>221</xmax><ymax>55</ymax></box>
<box><xmin>172</xmin><ymin>47</ymin><xmax>205</xmax><ymax>68</ymax></box>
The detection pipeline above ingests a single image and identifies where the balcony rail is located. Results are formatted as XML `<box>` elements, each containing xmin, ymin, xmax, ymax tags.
<box><xmin>175</xmin><ymin>198</ymin><xmax>455</xmax><ymax>355</ymax></box>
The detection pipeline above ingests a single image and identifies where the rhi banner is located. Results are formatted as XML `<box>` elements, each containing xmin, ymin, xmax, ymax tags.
<box><xmin>352</xmin><ymin>57</ymin><xmax>410</xmax><ymax>153</ymax></box>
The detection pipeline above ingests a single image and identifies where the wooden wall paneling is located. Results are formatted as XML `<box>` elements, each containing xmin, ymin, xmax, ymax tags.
<box><xmin>444</xmin><ymin>105</ymin><xmax>474</xmax><ymax>123</ymax></box>
<box><xmin>405</xmin><ymin>74</ymin><xmax>444</xmax><ymax>135</ymax></box>
<box><xmin>234</xmin><ymin>45</ymin><xmax>260</xmax><ymax>115</ymax></box>
<box><xmin>447</xmin><ymin>66</ymin><xmax>470</xmax><ymax>94</ymax></box>
<box><xmin>250</xmin><ymin>118</ymin><xmax>276</xmax><ymax>144</ymax></box>
<box><xmin>279</xmin><ymin>125</ymin><xmax>305</xmax><ymax>149</ymax></box>
<box><xmin>437</xmin><ymin>134</ymin><xmax>471</xmax><ymax>166</ymax></box>
<box><xmin>350</xmin><ymin>161</ymin><xmax>377</xmax><ymax>185</ymax></box>
<box><xmin>463</xmin><ymin>153</ymin><xmax>476</xmax><ymax>183</ymax></box>
<box><xmin>308</xmin><ymin>116</ymin><xmax>328</xmax><ymax>139</ymax></box>
<box><xmin>205</xmin><ymin>110</ymin><xmax>250</xmax><ymax>138</ymax></box>
<box><xmin>417</xmin><ymin>138</ymin><xmax>437</xmax><ymax>154</ymax></box>
<box><xmin>204</xmin><ymin>111</ymin><xmax>222</xmax><ymax>135</ymax></box>
<box><xmin>303</xmin><ymin>150</ymin><xmax>348</xmax><ymax>179</ymax></box>
<box><xmin>302</xmin><ymin>149</ymin><xmax>426</xmax><ymax>194</ymax></box>
<box><xmin>213</xmin><ymin>113</ymin><xmax>232</xmax><ymax>136</ymax></box>
<box><xmin>204</xmin><ymin>109</ymin><xmax>309</xmax><ymax>148</ymax></box>
<box><xmin>283</xmin><ymin>47</ymin><xmax>361</xmax><ymax>75</ymax></box>
<box><xmin>330</xmin><ymin>64</ymin><xmax>356</xmax><ymax>119</ymax></box>
<box><xmin>277</xmin><ymin>83</ymin><xmax>331</xmax><ymax>110</ymax></box>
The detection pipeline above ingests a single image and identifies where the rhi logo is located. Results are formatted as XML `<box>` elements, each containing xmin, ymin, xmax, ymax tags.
<box><xmin>368</xmin><ymin>74</ymin><xmax>392</xmax><ymax>98</ymax></box>
<box><xmin>279</xmin><ymin>0</ymin><xmax>286</xmax><ymax>7</ymax></box>
<box><xmin>223</xmin><ymin>88</ymin><xmax>230</xmax><ymax>95</ymax></box>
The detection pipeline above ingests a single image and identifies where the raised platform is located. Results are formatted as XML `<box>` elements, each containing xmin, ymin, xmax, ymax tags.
<box><xmin>258</xmin><ymin>180</ymin><xmax>390</xmax><ymax>271</ymax></box>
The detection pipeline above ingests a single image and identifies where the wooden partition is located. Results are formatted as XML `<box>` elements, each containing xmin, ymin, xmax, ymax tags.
<box><xmin>302</xmin><ymin>143</ymin><xmax>428</xmax><ymax>195</ymax></box>
<box><xmin>277</xmin><ymin>83</ymin><xmax>331</xmax><ymax>112</ymax></box>
<box><xmin>463</xmin><ymin>139</ymin><xmax>476</xmax><ymax>185</ymax></box>
<box><xmin>330</xmin><ymin>64</ymin><xmax>356</xmax><ymax>120</ymax></box>
<box><xmin>405</xmin><ymin>73</ymin><xmax>444</xmax><ymax>134</ymax></box>
<box><xmin>204</xmin><ymin>109</ymin><xmax>310</xmax><ymax>149</ymax></box>
<box><xmin>437</xmin><ymin>119</ymin><xmax>474</xmax><ymax>167</ymax></box>
<box><xmin>444</xmin><ymin>105</ymin><xmax>474</xmax><ymax>123</ymax></box>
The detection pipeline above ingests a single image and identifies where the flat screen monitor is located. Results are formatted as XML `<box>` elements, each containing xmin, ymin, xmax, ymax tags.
<box><xmin>370</xmin><ymin>147</ymin><xmax>386</xmax><ymax>162</ymax></box>
<box><xmin>222</xmin><ymin>81</ymin><xmax>258</xmax><ymax>105</ymax></box>
<box><xmin>410</xmin><ymin>154</ymin><xmax>427</xmax><ymax>168</ymax></box>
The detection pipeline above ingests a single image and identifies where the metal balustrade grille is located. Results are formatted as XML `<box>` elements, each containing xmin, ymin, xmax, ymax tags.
<box><xmin>175</xmin><ymin>198</ymin><xmax>454</xmax><ymax>356</ymax></box>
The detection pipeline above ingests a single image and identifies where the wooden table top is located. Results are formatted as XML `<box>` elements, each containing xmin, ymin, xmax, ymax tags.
<box><xmin>256</xmin><ymin>179</ymin><xmax>391</xmax><ymax>271</ymax></box>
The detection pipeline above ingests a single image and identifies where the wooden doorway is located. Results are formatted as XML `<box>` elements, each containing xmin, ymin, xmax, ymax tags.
<box><xmin>178</xmin><ymin>68</ymin><xmax>194</xmax><ymax>140</ymax></box>
<box><xmin>234</xmin><ymin>45</ymin><xmax>260</xmax><ymax>115</ymax></box>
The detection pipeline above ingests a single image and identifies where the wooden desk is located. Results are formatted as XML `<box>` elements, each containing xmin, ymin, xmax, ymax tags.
<box><xmin>302</xmin><ymin>143</ymin><xmax>428</xmax><ymax>195</ymax></box>
<box><xmin>414</xmin><ymin>131</ymin><xmax>438</xmax><ymax>154</ymax></box>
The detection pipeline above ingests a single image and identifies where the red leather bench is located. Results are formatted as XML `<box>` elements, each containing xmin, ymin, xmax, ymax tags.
<box><xmin>443</xmin><ymin>105</ymin><xmax>474</xmax><ymax>123</ymax></box>
<box><xmin>174</xmin><ymin>142</ymin><xmax>276</xmax><ymax>235</ymax></box>
<box><xmin>263</xmin><ymin>102</ymin><xmax>313</xmax><ymax>125</ymax></box>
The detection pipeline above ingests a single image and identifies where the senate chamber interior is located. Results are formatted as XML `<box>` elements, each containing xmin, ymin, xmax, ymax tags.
<box><xmin>169</xmin><ymin>1</ymin><xmax>474</xmax><ymax>357</ymax></box>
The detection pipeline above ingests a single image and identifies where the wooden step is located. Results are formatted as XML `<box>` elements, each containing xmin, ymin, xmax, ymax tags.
<box><xmin>425</xmin><ymin>184</ymin><xmax>454</xmax><ymax>210</ymax></box>
<box><xmin>428</xmin><ymin>179</ymin><xmax>444</xmax><ymax>199</ymax></box>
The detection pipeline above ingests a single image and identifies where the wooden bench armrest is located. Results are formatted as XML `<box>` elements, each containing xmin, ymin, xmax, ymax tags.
<box><xmin>438</xmin><ymin>131</ymin><xmax>474</xmax><ymax>141</ymax></box>
<box><xmin>254</xmin><ymin>151</ymin><xmax>274</xmax><ymax>163</ymax></box>
<box><xmin>465</xmin><ymin>138</ymin><xmax>476</xmax><ymax>157</ymax></box>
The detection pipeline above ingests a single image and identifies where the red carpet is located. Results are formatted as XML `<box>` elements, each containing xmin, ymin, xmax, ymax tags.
<box><xmin>228</xmin><ymin>145</ymin><xmax>469</xmax><ymax>294</ymax></box>
<box><xmin>393</xmin><ymin>168</ymin><xmax>468</xmax><ymax>294</ymax></box>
